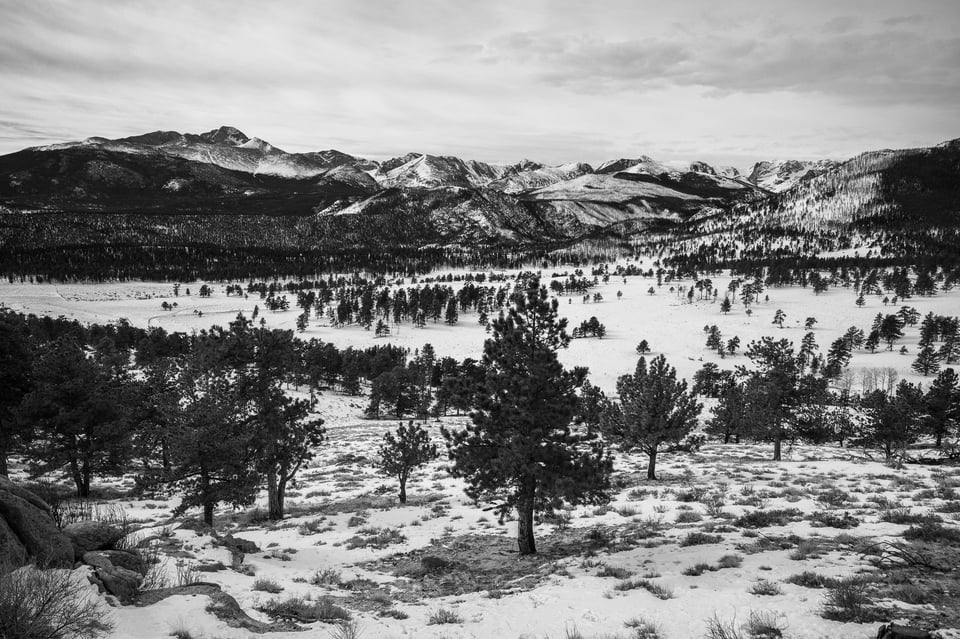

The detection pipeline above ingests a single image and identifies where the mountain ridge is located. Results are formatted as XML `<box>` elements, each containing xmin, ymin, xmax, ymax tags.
<box><xmin>4</xmin><ymin>128</ymin><xmax>958</xmax><ymax>263</ymax></box>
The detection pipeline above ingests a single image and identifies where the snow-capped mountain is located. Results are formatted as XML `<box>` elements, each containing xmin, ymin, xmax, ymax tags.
<box><xmin>5</xmin><ymin>127</ymin><xmax>958</xmax><ymax>253</ymax></box>
<box><xmin>487</xmin><ymin>162</ymin><xmax>593</xmax><ymax>193</ymax></box>
<box><xmin>746</xmin><ymin>159</ymin><xmax>840</xmax><ymax>193</ymax></box>
<box><xmin>32</xmin><ymin>126</ymin><xmax>379</xmax><ymax>187</ymax></box>
<box><xmin>752</xmin><ymin>141</ymin><xmax>960</xmax><ymax>230</ymax></box>
<box><xmin>370</xmin><ymin>153</ymin><xmax>513</xmax><ymax>189</ymax></box>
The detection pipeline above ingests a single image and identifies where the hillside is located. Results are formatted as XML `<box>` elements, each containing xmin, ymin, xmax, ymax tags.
<box><xmin>1</xmin><ymin>129</ymin><xmax>959</xmax><ymax>280</ymax></box>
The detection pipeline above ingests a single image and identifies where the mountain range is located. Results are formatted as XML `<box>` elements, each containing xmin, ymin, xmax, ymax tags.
<box><xmin>22</xmin><ymin>125</ymin><xmax>835</xmax><ymax>195</ymax></box>
<box><xmin>1</xmin><ymin>126</ymin><xmax>957</xmax><ymax>254</ymax></box>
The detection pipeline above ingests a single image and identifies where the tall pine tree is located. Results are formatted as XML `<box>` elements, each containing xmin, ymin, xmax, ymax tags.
<box><xmin>442</xmin><ymin>278</ymin><xmax>611</xmax><ymax>555</ymax></box>
<box><xmin>602</xmin><ymin>355</ymin><xmax>701</xmax><ymax>479</ymax></box>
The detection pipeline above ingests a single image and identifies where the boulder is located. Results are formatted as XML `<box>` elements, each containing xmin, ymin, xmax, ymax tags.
<box><xmin>0</xmin><ymin>476</ymin><xmax>73</xmax><ymax>569</ymax></box>
<box><xmin>877</xmin><ymin>625</ymin><xmax>933</xmax><ymax>639</ymax></box>
<box><xmin>219</xmin><ymin>534</ymin><xmax>259</xmax><ymax>554</ymax></box>
<box><xmin>421</xmin><ymin>555</ymin><xmax>453</xmax><ymax>571</ymax></box>
<box><xmin>63</xmin><ymin>520</ymin><xmax>124</xmax><ymax>559</ymax></box>
<box><xmin>0</xmin><ymin>516</ymin><xmax>29</xmax><ymax>568</ymax></box>
<box><xmin>83</xmin><ymin>550</ymin><xmax>146</xmax><ymax>575</ymax></box>
<box><xmin>95</xmin><ymin>564</ymin><xmax>142</xmax><ymax>604</ymax></box>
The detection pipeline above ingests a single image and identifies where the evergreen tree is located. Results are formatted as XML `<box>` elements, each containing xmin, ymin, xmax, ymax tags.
<box><xmin>824</xmin><ymin>336</ymin><xmax>853</xmax><ymax>378</ymax></box>
<box><xmin>726</xmin><ymin>336</ymin><xmax>741</xmax><ymax>355</ymax></box>
<box><xmin>376</xmin><ymin>421</ymin><xmax>438</xmax><ymax>503</ymax></box>
<box><xmin>912</xmin><ymin>343</ymin><xmax>942</xmax><ymax>376</ymax></box>
<box><xmin>879</xmin><ymin>314</ymin><xmax>905</xmax><ymax>350</ymax></box>
<box><xmin>865</xmin><ymin>330</ymin><xmax>881</xmax><ymax>353</ymax></box>
<box><xmin>705</xmin><ymin>326</ymin><xmax>722</xmax><ymax>351</ymax></box>
<box><xmin>16</xmin><ymin>336</ymin><xmax>132</xmax><ymax>497</ymax></box>
<box><xmin>0</xmin><ymin>313</ymin><xmax>32</xmax><ymax>477</ymax></box>
<box><xmin>444</xmin><ymin>297</ymin><xmax>459</xmax><ymax>325</ymax></box>
<box><xmin>862</xmin><ymin>381</ymin><xmax>923</xmax><ymax>461</ymax></box>
<box><xmin>163</xmin><ymin>365</ymin><xmax>260</xmax><ymax>525</ymax></box>
<box><xmin>708</xmin><ymin>381</ymin><xmax>748</xmax><ymax>444</ymax></box>
<box><xmin>366</xmin><ymin>366</ymin><xmax>418</xmax><ymax>418</ymax></box>
<box><xmin>442</xmin><ymin>278</ymin><xmax>612</xmax><ymax>555</ymax></box>
<box><xmin>772</xmin><ymin>309</ymin><xmax>786</xmax><ymax>328</ymax></box>
<box><xmin>636</xmin><ymin>340</ymin><xmax>650</xmax><ymax>355</ymax></box>
<box><xmin>740</xmin><ymin>337</ymin><xmax>826</xmax><ymax>461</ymax></box>
<box><xmin>602</xmin><ymin>355</ymin><xmax>702</xmax><ymax>479</ymax></box>
<box><xmin>924</xmin><ymin>368</ymin><xmax>959</xmax><ymax>448</ymax></box>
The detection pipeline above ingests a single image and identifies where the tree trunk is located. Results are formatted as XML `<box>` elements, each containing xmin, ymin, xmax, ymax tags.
<box><xmin>936</xmin><ymin>431</ymin><xmax>943</xmax><ymax>448</ymax></box>
<box><xmin>399</xmin><ymin>479</ymin><xmax>407</xmax><ymax>504</ymax></box>
<box><xmin>81</xmin><ymin>459</ymin><xmax>91</xmax><ymax>498</ymax></box>
<box><xmin>773</xmin><ymin>430</ymin><xmax>782</xmax><ymax>462</ymax></box>
<box><xmin>201</xmin><ymin>467</ymin><xmax>214</xmax><ymax>526</ymax></box>
<box><xmin>516</xmin><ymin>484</ymin><xmax>536</xmax><ymax>556</ymax></box>
<box><xmin>0</xmin><ymin>443</ymin><xmax>7</xmax><ymax>477</ymax></box>
<box><xmin>267</xmin><ymin>469</ymin><xmax>282</xmax><ymax>520</ymax></box>
<box><xmin>203</xmin><ymin>500</ymin><xmax>214</xmax><ymax>527</ymax></box>
<box><xmin>69</xmin><ymin>458</ymin><xmax>86</xmax><ymax>497</ymax></box>
<box><xmin>646</xmin><ymin>447</ymin><xmax>658</xmax><ymax>480</ymax></box>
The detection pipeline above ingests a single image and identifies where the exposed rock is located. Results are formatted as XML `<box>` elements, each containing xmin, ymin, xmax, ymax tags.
<box><xmin>421</xmin><ymin>555</ymin><xmax>453</xmax><ymax>571</ymax></box>
<box><xmin>138</xmin><ymin>583</ymin><xmax>300</xmax><ymax>632</ymax></box>
<box><xmin>219</xmin><ymin>534</ymin><xmax>259</xmax><ymax>554</ymax></box>
<box><xmin>0</xmin><ymin>476</ymin><xmax>73</xmax><ymax>569</ymax></box>
<box><xmin>0</xmin><ymin>515</ymin><xmax>29</xmax><ymax>567</ymax></box>
<box><xmin>83</xmin><ymin>549</ymin><xmax>146</xmax><ymax>575</ymax></box>
<box><xmin>95</xmin><ymin>564</ymin><xmax>142</xmax><ymax>604</ymax></box>
<box><xmin>63</xmin><ymin>520</ymin><xmax>124</xmax><ymax>559</ymax></box>
<box><xmin>877</xmin><ymin>625</ymin><xmax>933</xmax><ymax>639</ymax></box>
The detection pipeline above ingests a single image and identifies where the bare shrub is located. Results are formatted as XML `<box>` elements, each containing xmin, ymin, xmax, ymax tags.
<box><xmin>0</xmin><ymin>566</ymin><xmax>113</xmax><ymax>639</ymax></box>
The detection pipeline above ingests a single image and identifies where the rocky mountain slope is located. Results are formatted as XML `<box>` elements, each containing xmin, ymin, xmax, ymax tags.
<box><xmin>747</xmin><ymin>139</ymin><xmax>960</xmax><ymax>231</ymax></box>
<box><xmin>1</xmin><ymin>128</ymin><xmax>957</xmax><ymax>259</ymax></box>
<box><xmin>746</xmin><ymin>159</ymin><xmax>840</xmax><ymax>193</ymax></box>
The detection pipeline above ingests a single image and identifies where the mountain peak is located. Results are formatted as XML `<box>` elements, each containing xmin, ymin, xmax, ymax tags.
<box><xmin>198</xmin><ymin>126</ymin><xmax>250</xmax><ymax>146</ymax></box>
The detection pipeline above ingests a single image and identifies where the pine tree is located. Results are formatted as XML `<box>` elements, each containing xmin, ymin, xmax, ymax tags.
<box><xmin>636</xmin><ymin>340</ymin><xmax>650</xmax><ymax>355</ymax></box>
<box><xmin>708</xmin><ymin>382</ymin><xmax>748</xmax><ymax>444</ymax></box>
<box><xmin>442</xmin><ymin>278</ymin><xmax>612</xmax><ymax>555</ymax></box>
<box><xmin>879</xmin><ymin>314</ymin><xmax>905</xmax><ymax>350</ymax></box>
<box><xmin>163</xmin><ymin>365</ymin><xmax>260</xmax><ymax>526</ymax></box>
<box><xmin>912</xmin><ymin>343</ymin><xmax>942</xmax><ymax>376</ymax></box>
<box><xmin>772</xmin><ymin>309</ymin><xmax>786</xmax><ymax>328</ymax></box>
<box><xmin>824</xmin><ymin>337</ymin><xmax>853</xmax><ymax>378</ymax></box>
<box><xmin>602</xmin><ymin>355</ymin><xmax>701</xmax><ymax>479</ymax></box>
<box><xmin>0</xmin><ymin>313</ymin><xmax>32</xmax><ymax>477</ymax></box>
<box><xmin>377</xmin><ymin>421</ymin><xmax>438</xmax><ymax>503</ymax></box>
<box><xmin>862</xmin><ymin>381</ymin><xmax>923</xmax><ymax>461</ymax></box>
<box><xmin>740</xmin><ymin>337</ymin><xmax>826</xmax><ymax>461</ymax></box>
<box><xmin>444</xmin><ymin>297</ymin><xmax>459</xmax><ymax>325</ymax></box>
<box><xmin>865</xmin><ymin>330</ymin><xmax>881</xmax><ymax>353</ymax></box>
<box><xmin>16</xmin><ymin>336</ymin><xmax>132</xmax><ymax>497</ymax></box>
<box><xmin>924</xmin><ymin>368</ymin><xmax>959</xmax><ymax>448</ymax></box>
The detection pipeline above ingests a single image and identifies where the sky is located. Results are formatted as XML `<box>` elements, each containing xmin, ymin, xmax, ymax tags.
<box><xmin>1</xmin><ymin>0</ymin><xmax>959</xmax><ymax>169</ymax></box>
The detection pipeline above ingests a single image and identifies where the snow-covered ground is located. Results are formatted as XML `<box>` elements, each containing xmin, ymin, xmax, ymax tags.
<box><xmin>3</xmin><ymin>261</ymin><xmax>959</xmax><ymax>638</ymax></box>
<box><xmin>3</xmin><ymin>260</ymin><xmax>957</xmax><ymax>393</ymax></box>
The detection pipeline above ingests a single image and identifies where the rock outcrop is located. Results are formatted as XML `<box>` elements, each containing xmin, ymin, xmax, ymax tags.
<box><xmin>0</xmin><ymin>476</ymin><xmax>73</xmax><ymax>569</ymax></box>
<box><xmin>62</xmin><ymin>520</ymin><xmax>124</xmax><ymax>560</ymax></box>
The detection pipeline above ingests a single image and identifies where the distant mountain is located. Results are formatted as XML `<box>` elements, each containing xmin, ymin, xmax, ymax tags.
<box><xmin>3</xmin><ymin>127</ymin><xmax>958</xmax><ymax>265</ymax></box>
<box><xmin>370</xmin><ymin>153</ymin><xmax>513</xmax><ymax>189</ymax></box>
<box><xmin>746</xmin><ymin>159</ymin><xmax>840</xmax><ymax>193</ymax></box>
<box><xmin>755</xmin><ymin>139</ymin><xmax>960</xmax><ymax>230</ymax></box>
<box><xmin>33</xmin><ymin>125</ymin><xmax>379</xmax><ymax>189</ymax></box>
<box><xmin>488</xmin><ymin>162</ymin><xmax>593</xmax><ymax>193</ymax></box>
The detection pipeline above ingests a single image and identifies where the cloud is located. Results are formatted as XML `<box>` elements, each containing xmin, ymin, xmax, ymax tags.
<box><xmin>478</xmin><ymin>27</ymin><xmax>960</xmax><ymax>105</ymax></box>
<box><xmin>0</xmin><ymin>0</ymin><xmax>957</xmax><ymax>166</ymax></box>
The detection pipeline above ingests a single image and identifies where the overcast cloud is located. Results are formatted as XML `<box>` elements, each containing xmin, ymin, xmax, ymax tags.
<box><xmin>0</xmin><ymin>0</ymin><xmax>957</xmax><ymax>168</ymax></box>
